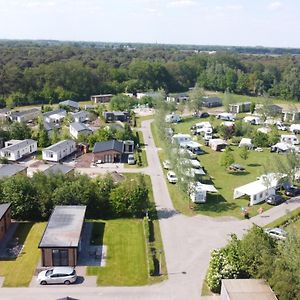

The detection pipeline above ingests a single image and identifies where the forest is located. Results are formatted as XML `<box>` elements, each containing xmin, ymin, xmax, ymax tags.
<box><xmin>0</xmin><ymin>40</ymin><xmax>300</xmax><ymax>108</ymax></box>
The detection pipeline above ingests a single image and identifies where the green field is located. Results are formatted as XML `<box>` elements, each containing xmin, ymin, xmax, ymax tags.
<box><xmin>87</xmin><ymin>174</ymin><xmax>167</xmax><ymax>285</ymax></box>
<box><xmin>154</xmin><ymin>116</ymin><xmax>284</xmax><ymax>218</ymax></box>
<box><xmin>0</xmin><ymin>222</ymin><xmax>46</xmax><ymax>287</ymax></box>
<box><xmin>87</xmin><ymin>219</ymin><xmax>149</xmax><ymax>286</ymax></box>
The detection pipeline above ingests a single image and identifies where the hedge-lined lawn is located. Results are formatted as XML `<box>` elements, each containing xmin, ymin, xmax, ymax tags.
<box><xmin>87</xmin><ymin>219</ymin><xmax>148</xmax><ymax>286</ymax></box>
<box><xmin>0</xmin><ymin>222</ymin><xmax>46</xmax><ymax>287</ymax></box>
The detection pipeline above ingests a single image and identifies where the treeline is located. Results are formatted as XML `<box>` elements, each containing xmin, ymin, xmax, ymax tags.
<box><xmin>206</xmin><ymin>226</ymin><xmax>300</xmax><ymax>300</ymax></box>
<box><xmin>0</xmin><ymin>42</ymin><xmax>300</xmax><ymax>108</ymax></box>
<box><xmin>0</xmin><ymin>173</ymin><xmax>153</xmax><ymax>221</ymax></box>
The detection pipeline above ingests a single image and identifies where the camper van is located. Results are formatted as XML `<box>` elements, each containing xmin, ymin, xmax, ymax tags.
<box><xmin>290</xmin><ymin>124</ymin><xmax>300</xmax><ymax>134</ymax></box>
<box><xmin>180</xmin><ymin>141</ymin><xmax>203</xmax><ymax>155</ymax></box>
<box><xmin>217</xmin><ymin>113</ymin><xmax>235</xmax><ymax>121</ymax></box>
<box><xmin>243</xmin><ymin>116</ymin><xmax>262</xmax><ymax>125</ymax></box>
<box><xmin>165</xmin><ymin>113</ymin><xmax>181</xmax><ymax>123</ymax></box>
<box><xmin>280</xmin><ymin>134</ymin><xmax>299</xmax><ymax>145</ymax></box>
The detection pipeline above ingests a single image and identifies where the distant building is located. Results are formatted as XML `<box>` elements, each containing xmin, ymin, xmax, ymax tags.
<box><xmin>93</xmin><ymin>140</ymin><xmax>134</xmax><ymax>163</ymax></box>
<box><xmin>0</xmin><ymin>203</ymin><xmax>12</xmax><ymax>242</ymax></box>
<box><xmin>136</xmin><ymin>91</ymin><xmax>162</xmax><ymax>99</ymax></box>
<box><xmin>42</xmin><ymin>140</ymin><xmax>76</xmax><ymax>162</ymax></box>
<box><xmin>91</xmin><ymin>94</ymin><xmax>113</xmax><ymax>103</ymax></box>
<box><xmin>255</xmin><ymin>104</ymin><xmax>283</xmax><ymax>116</ymax></box>
<box><xmin>43</xmin><ymin>109</ymin><xmax>67</xmax><ymax>124</ymax></box>
<box><xmin>59</xmin><ymin>100</ymin><xmax>80</xmax><ymax>111</ymax></box>
<box><xmin>71</xmin><ymin>111</ymin><xmax>90</xmax><ymax>123</ymax></box>
<box><xmin>221</xmin><ymin>279</ymin><xmax>277</xmax><ymax>300</ymax></box>
<box><xmin>229</xmin><ymin>102</ymin><xmax>251</xmax><ymax>114</ymax></box>
<box><xmin>167</xmin><ymin>92</ymin><xmax>189</xmax><ymax>103</ymax></box>
<box><xmin>0</xmin><ymin>108</ymin><xmax>11</xmax><ymax>121</ymax></box>
<box><xmin>43</xmin><ymin>164</ymin><xmax>75</xmax><ymax>176</ymax></box>
<box><xmin>0</xmin><ymin>139</ymin><xmax>37</xmax><ymax>161</ymax></box>
<box><xmin>69</xmin><ymin>122</ymin><xmax>93</xmax><ymax>139</ymax></box>
<box><xmin>39</xmin><ymin>205</ymin><xmax>86</xmax><ymax>267</ymax></box>
<box><xmin>9</xmin><ymin>108</ymin><xmax>40</xmax><ymax>123</ymax></box>
<box><xmin>202</xmin><ymin>96</ymin><xmax>222</xmax><ymax>108</ymax></box>
<box><xmin>282</xmin><ymin>109</ymin><xmax>300</xmax><ymax>122</ymax></box>
<box><xmin>103</xmin><ymin>111</ymin><xmax>129</xmax><ymax>123</ymax></box>
<box><xmin>0</xmin><ymin>164</ymin><xmax>27</xmax><ymax>178</ymax></box>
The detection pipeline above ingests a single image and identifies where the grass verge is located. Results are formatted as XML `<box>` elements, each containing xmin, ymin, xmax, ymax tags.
<box><xmin>0</xmin><ymin>222</ymin><xmax>46</xmax><ymax>287</ymax></box>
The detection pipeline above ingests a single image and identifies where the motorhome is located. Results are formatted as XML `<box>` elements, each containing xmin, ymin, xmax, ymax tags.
<box><xmin>217</xmin><ymin>113</ymin><xmax>235</xmax><ymax>121</ymax></box>
<box><xmin>280</xmin><ymin>134</ymin><xmax>299</xmax><ymax>145</ymax></box>
<box><xmin>243</xmin><ymin>116</ymin><xmax>262</xmax><ymax>125</ymax></box>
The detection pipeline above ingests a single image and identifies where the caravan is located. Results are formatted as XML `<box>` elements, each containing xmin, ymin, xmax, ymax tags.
<box><xmin>165</xmin><ymin>113</ymin><xmax>181</xmax><ymax>123</ymax></box>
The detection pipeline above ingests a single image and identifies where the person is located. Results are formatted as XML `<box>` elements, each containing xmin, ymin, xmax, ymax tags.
<box><xmin>258</xmin><ymin>207</ymin><xmax>264</xmax><ymax>214</ymax></box>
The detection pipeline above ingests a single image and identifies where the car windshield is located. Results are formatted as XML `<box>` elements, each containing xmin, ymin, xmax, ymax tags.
<box><xmin>45</xmin><ymin>269</ymin><xmax>53</xmax><ymax>276</ymax></box>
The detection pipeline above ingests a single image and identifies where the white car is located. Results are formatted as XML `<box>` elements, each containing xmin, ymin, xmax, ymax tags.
<box><xmin>265</xmin><ymin>228</ymin><xmax>287</xmax><ymax>241</ymax></box>
<box><xmin>167</xmin><ymin>171</ymin><xmax>178</xmax><ymax>184</ymax></box>
<box><xmin>162</xmin><ymin>160</ymin><xmax>171</xmax><ymax>169</ymax></box>
<box><xmin>37</xmin><ymin>267</ymin><xmax>77</xmax><ymax>285</ymax></box>
<box><xmin>127</xmin><ymin>154</ymin><xmax>136</xmax><ymax>165</ymax></box>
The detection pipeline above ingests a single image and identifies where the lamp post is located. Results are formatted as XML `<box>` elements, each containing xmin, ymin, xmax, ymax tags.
<box><xmin>159</xmin><ymin>249</ymin><xmax>163</xmax><ymax>275</ymax></box>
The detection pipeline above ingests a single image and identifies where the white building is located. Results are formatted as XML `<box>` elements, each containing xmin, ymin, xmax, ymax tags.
<box><xmin>10</xmin><ymin>108</ymin><xmax>40</xmax><ymax>123</ymax></box>
<box><xmin>43</xmin><ymin>109</ymin><xmax>67</xmax><ymax>124</ymax></box>
<box><xmin>172</xmin><ymin>133</ymin><xmax>192</xmax><ymax>144</ymax></box>
<box><xmin>0</xmin><ymin>139</ymin><xmax>37</xmax><ymax>161</ymax></box>
<box><xmin>136</xmin><ymin>91</ymin><xmax>161</xmax><ymax>99</ymax></box>
<box><xmin>69</xmin><ymin>122</ymin><xmax>93</xmax><ymax>139</ymax></box>
<box><xmin>234</xmin><ymin>173</ymin><xmax>285</xmax><ymax>205</ymax></box>
<box><xmin>42</xmin><ymin>140</ymin><xmax>76</xmax><ymax>162</ymax></box>
<box><xmin>71</xmin><ymin>111</ymin><xmax>90</xmax><ymax>123</ymax></box>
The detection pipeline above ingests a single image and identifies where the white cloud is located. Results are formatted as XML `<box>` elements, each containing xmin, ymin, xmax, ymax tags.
<box><xmin>268</xmin><ymin>1</ymin><xmax>282</xmax><ymax>10</ymax></box>
<box><xmin>168</xmin><ymin>0</ymin><xmax>197</xmax><ymax>8</ymax></box>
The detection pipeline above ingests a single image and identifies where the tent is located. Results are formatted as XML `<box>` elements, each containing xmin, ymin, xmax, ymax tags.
<box><xmin>234</xmin><ymin>180</ymin><xmax>275</xmax><ymax>205</ymax></box>
<box><xmin>239</xmin><ymin>138</ymin><xmax>253</xmax><ymax>149</ymax></box>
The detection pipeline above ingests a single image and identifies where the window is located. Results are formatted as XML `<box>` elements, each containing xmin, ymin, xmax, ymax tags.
<box><xmin>52</xmin><ymin>249</ymin><xmax>69</xmax><ymax>266</ymax></box>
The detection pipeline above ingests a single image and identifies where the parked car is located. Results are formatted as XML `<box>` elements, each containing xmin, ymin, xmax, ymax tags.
<box><xmin>285</xmin><ymin>187</ymin><xmax>300</xmax><ymax>197</ymax></box>
<box><xmin>127</xmin><ymin>154</ymin><xmax>136</xmax><ymax>165</ymax></box>
<box><xmin>37</xmin><ymin>267</ymin><xmax>77</xmax><ymax>285</ymax></box>
<box><xmin>193</xmin><ymin>111</ymin><xmax>209</xmax><ymax>118</ymax></box>
<box><xmin>163</xmin><ymin>160</ymin><xmax>171</xmax><ymax>169</ymax></box>
<box><xmin>265</xmin><ymin>228</ymin><xmax>288</xmax><ymax>240</ymax></box>
<box><xmin>228</xmin><ymin>163</ymin><xmax>245</xmax><ymax>172</ymax></box>
<box><xmin>266</xmin><ymin>194</ymin><xmax>284</xmax><ymax>206</ymax></box>
<box><xmin>167</xmin><ymin>171</ymin><xmax>178</xmax><ymax>184</ymax></box>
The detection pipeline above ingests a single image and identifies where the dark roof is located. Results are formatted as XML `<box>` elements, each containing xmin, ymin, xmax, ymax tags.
<box><xmin>43</xmin><ymin>109</ymin><xmax>66</xmax><ymax>118</ymax></box>
<box><xmin>2</xmin><ymin>139</ymin><xmax>36</xmax><ymax>152</ymax></box>
<box><xmin>59</xmin><ymin>100</ymin><xmax>79</xmax><ymax>109</ymax></box>
<box><xmin>93</xmin><ymin>140</ymin><xmax>124</xmax><ymax>154</ymax></box>
<box><xmin>202</xmin><ymin>96</ymin><xmax>221</xmax><ymax>103</ymax></box>
<box><xmin>0</xmin><ymin>203</ymin><xmax>11</xmax><ymax>220</ymax></box>
<box><xmin>11</xmin><ymin>108</ymin><xmax>40</xmax><ymax>117</ymax></box>
<box><xmin>43</xmin><ymin>140</ymin><xmax>76</xmax><ymax>153</ymax></box>
<box><xmin>70</xmin><ymin>122</ymin><xmax>92</xmax><ymax>132</ymax></box>
<box><xmin>43</xmin><ymin>164</ymin><xmax>74</xmax><ymax>176</ymax></box>
<box><xmin>0</xmin><ymin>164</ymin><xmax>27</xmax><ymax>178</ymax></box>
<box><xmin>39</xmin><ymin>206</ymin><xmax>86</xmax><ymax>248</ymax></box>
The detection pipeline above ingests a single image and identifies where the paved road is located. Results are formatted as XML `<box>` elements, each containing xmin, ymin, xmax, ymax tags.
<box><xmin>2</xmin><ymin>119</ymin><xmax>300</xmax><ymax>300</ymax></box>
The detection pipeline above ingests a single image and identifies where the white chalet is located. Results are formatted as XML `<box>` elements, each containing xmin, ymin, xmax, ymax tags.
<box><xmin>69</xmin><ymin>122</ymin><xmax>93</xmax><ymax>139</ymax></box>
<box><xmin>0</xmin><ymin>139</ymin><xmax>37</xmax><ymax>161</ymax></box>
<box><xmin>42</xmin><ymin>140</ymin><xmax>76</xmax><ymax>162</ymax></box>
<box><xmin>71</xmin><ymin>111</ymin><xmax>90</xmax><ymax>123</ymax></box>
<box><xmin>43</xmin><ymin>109</ymin><xmax>67</xmax><ymax>124</ymax></box>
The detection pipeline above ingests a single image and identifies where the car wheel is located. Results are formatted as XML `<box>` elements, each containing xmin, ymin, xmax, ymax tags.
<box><xmin>64</xmin><ymin>280</ymin><xmax>71</xmax><ymax>285</ymax></box>
<box><xmin>40</xmin><ymin>281</ymin><xmax>47</xmax><ymax>285</ymax></box>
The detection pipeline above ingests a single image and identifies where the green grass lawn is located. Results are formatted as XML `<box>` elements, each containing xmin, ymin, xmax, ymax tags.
<box><xmin>0</xmin><ymin>222</ymin><xmax>46</xmax><ymax>287</ymax></box>
<box><xmin>153</xmin><ymin>115</ymin><xmax>283</xmax><ymax>218</ymax></box>
<box><xmin>135</xmin><ymin>115</ymin><xmax>154</xmax><ymax>128</ymax></box>
<box><xmin>87</xmin><ymin>219</ymin><xmax>149</xmax><ymax>286</ymax></box>
<box><xmin>87</xmin><ymin>174</ymin><xmax>166</xmax><ymax>285</ymax></box>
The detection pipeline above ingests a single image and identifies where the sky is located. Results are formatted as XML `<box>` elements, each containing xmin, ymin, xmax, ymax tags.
<box><xmin>0</xmin><ymin>0</ymin><xmax>299</xmax><ymax>48</ymax></box>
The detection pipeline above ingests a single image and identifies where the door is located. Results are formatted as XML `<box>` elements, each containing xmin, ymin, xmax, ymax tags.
<box><xmin>52</xmin><ymin>249</ymin><xmax>69</xmax><ymax>266</ymax></box>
